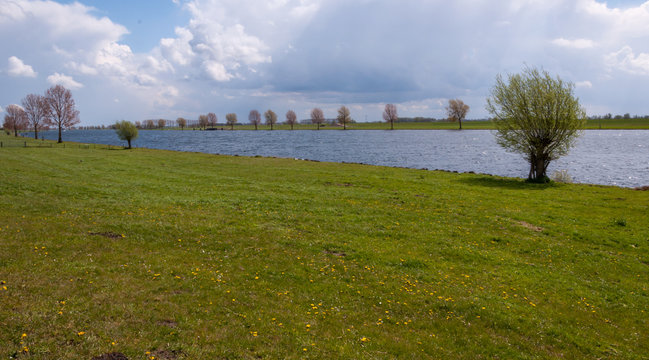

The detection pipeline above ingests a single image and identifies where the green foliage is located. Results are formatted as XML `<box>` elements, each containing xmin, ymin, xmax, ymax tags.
<box><xmin>486</xmin><ymin>67</ymin><xmax>586</xmax><ymax>181</ymax></box>
<box><xmin>114</xmin><ymin>120</ymin><xmax>138</xmax><ymax>149</ymax></box>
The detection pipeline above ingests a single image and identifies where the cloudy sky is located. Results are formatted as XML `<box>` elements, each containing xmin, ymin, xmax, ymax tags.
<box><xmin>1</xmin><ymin>0</ymin><xmax>649</xmax><ymax>125</ymax></box>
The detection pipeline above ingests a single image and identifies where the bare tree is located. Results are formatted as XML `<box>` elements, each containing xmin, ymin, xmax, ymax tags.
<box><xmin>22</xmin><ymin>94</ymin><xmax>49</xmax><ymax>139</ymax></box>
<box><xmin>337</xmin><ymin>105</ymin><xmax>351</xmax><ymax>130</ymax></box>
<box><xmin>157</xmin><ymin>119</ymin><xmax>166</xmax><ymax>129</ymax></box>
<box><xmin>226</xmin><ymin>113</ymin><xmax>238</xmax><ymax>130</ymax></box>
<box><xmin>249</xmin><ymin>110</ymin><xmax>261</xmax><ymax>130</ymax></box>
<box><xmin>446</xmin><ymin>99</ymin><xmax>470</xmax><ymax>130</ymax></box>
<box><xmin>310</xmin><ymin>108</ymin><xmax>325</xmax><ymax>130</ymax></box>
<box><xmin>45</xmin><ymin>85</ymin><xmax>80</xmax><ymax>143</ymax></box>
<box><xmin>383</xmin><ymin>104</ymin><xmax>398</xmax><ymax>130</ymax></box>
<box><xmin>198</xmin><ymin>114</ymin><xmax>209</xmax><ymax>130</ymax></box>
<box><xmin>3</xmin><ymin>104</ymin><xmax>27</xmax><ymax>137</ymax></box>
<box><xmin>135</xmin><ymin>120</ymin><xmax>143</xmax><ymax>129</ymax></box>
<box><xmin>264</xmin><ymin>109</ymin><xmax>277</xmax><ymax>130</ymax></box>
<box><xmin>176</xmin><ymin>117</ymin><xmax>186</xmax><ymax>130</ymax></box>
<box><xmin>207</xmin><ymin>112</ymin><xmax>217</xmax><ymax>129</ymax></box>
<box><xmin>285</xmin><ymin>110</ymin><xmax>297</xmax><ymax>130</ymax></box>
<box><xmin>144</xmin><ymin>119</ymin><xmax>155</xmax><ymax>129</ymax></box>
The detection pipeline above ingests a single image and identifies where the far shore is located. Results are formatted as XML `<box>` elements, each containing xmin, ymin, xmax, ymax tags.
<box><xmin>62</xmin><ymin>118</ymin><xmax>649</xmax><ymax>131</ymax></box>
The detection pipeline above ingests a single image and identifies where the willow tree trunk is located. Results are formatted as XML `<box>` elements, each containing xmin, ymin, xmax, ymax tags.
<box><xmin>528</xmin><ymin>153</ymin><xmax>550</xmax><ymax>182</ymax></box>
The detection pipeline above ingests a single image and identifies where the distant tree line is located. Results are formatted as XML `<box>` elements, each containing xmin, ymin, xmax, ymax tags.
<box><xmin>108</xmin><ymin>108</ymin><xmax>646</xmax><ymax>133</ymax></box>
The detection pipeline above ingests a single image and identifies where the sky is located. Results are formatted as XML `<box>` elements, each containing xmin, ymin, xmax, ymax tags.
<box><xmin>1</xmin><ymin>0</ymin><xmax>649</xmax><ymax>126</ymax></box>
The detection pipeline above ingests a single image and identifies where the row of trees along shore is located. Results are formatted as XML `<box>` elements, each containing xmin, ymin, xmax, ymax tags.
<box><xmin>139</xmin><ymin>104</ymin><xmax>458</xmax><ymax>131</ymax></box>
<box><xmin>115</xmin><ymin>66</ymin><xmax>586</xmax><ymax>184</ymax></box>
<box><xmin>2</xmin><ymin>85</ymin><xmax>79</xmax><ymax>143</ymax></box>
<box><xmin>128</xmin><ymin>111</ymin><xmax>649</xmax><ymax>130</ymax></box>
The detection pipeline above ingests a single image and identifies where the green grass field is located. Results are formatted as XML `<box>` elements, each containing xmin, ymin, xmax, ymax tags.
<box><xmin>1</xmin><ymin>134</ymin><xmax>648</xmax><ymax>359</ymax></box>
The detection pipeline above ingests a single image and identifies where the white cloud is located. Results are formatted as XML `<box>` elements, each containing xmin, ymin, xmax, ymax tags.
<box><xmin>579</xmin><ymin>0</ymin><xmax>649</xmax><ymax>38</ymax></box>
<box><xmin>93</xmin><ymin>42</ymin><xmax>136</xmax><ymax>78</ymax></box>
<box><xmin>67</xmin><ymin>61</ymin><xmax>98</xmax><ymax>75</ymax></box>
<box><xmin>575</xmin><ymin>80</ymin><xmax>593</xmax><ymax>88</ymax></box>
<box><xmin>203</xmin><ymin>61</ymin><xmax>233</xmax><ymax>82</ymax></box>
<box><xmin>605</xmin><ymin>46</ymin><xmax>649</xmax><ymax>75</ymax></box>
<box><xmin>47</xmin><ymin>72</ymin><xmax>83</xmax><ymax>89</ymax></box>
<box><xmin>552</xmin><ymin>38</ymin><xmax>596</xmax><ymax>49</ymax></box>
<box><xmin>154</xmin><ymin>85</ymin><xmax>180</xmax><ymax>107</ymax></box>
<box><xmin>160</xmin><ymin>27</ymin><xmax>194</xmax><ymax>66</ymax></box>
<box><xmin>7</xmin><ymin>56</ymin><xmax>37</xmax><ymax>77</ymax></box>
<box><xmin>159</xmin><ymin>2</ymin><xmax>273</xmax><ymax>82</ymax></box>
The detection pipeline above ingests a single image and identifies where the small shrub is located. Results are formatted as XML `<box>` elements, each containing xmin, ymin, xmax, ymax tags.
<box><xmin>551</xmin><ymin>170</ymin><xmax>572</xmax><ymax>183</ymax></box>
<box><xmin>614</xmin><ymin>218</ymin><xmax>627</xmax><ymax>227</ymax></box>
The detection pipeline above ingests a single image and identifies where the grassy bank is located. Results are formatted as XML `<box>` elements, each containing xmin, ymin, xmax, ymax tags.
<box><xmin>161</xmin><ymin>118</ymin><xmax>649</xmax><ymax>130</ymax></box>
<box><xmin>1</xmin><ymin>134</ymin><xmax>648</xmax><ymax>359</ymax></box>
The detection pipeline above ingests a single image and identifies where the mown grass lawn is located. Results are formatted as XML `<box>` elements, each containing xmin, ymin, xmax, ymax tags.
<box><xmin>0</xmin><ymin>134</ymin><xmax>647</xmax><ymax>359</ymax></box>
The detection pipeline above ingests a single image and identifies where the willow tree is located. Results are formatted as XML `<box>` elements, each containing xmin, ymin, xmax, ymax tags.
<box><xmin>285</xmin><ymin>110</ymin><xmax>297</xmax><ymax>130</ymax></box>
<box><xmin>207</xmin><ymin>112</ymin><xmax>217</xmax><ymax>128</ymax></box>
<box><xmin>264</xmin><ymin>109</ymin><xmax>277</xmax><ymax>130</ymax></box>
<box><xmin>226</xmin><ymin>113</ymin><xmax>238</xmax><ymax>130</ymax></box>
<box><xmin>446</xmin><ymin>99</ymin><xmax>469</xmax><ymax>130</ymax></box>
<box><xmin>486</xmin><ymin>67</ymin><xmax>586</xmax><ymax>183</ymax></box>
<box><xmin>115</xmin><ymin>120</ymin><xmax>138</xmax><ymax>149</ymax></box>
<box><xmin>310</xmin><ymin>108</ymin><xmax>324</xmax><ymax>130</ymax></box>
<box><xmin>198</xmin><ymin>114</ymin><xmax>209</xmax><ymax>130</ymax></box>
<box><xmin>336</xmin><ymin>105</ymin><xmax>351</xmax><ymax>130</ymax></box>
<box><xmin>383</xmin><ymin>103</ymin><xmax>398</xmax><ymax>130</ymax></box>
<box><xmin>249</xmin><ymin>110</ymin><xmax>261</xmax><ymax>130</ymax></box>
<box><xmin>176</xmin><ymin>117</ymin><xmax>187</xmax><ymax>130</ymax></box>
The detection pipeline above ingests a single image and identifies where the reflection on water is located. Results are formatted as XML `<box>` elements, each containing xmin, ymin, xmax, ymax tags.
<box><xmin>37</xmin><ymin>129</ymin><xmax>649</xmax><ymax>187</ymax></box>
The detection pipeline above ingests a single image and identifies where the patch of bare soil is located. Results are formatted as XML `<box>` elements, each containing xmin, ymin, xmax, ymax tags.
<box><xmin>324</xmin><ymin>182</ymin><xmax>353</xmax><ymax>187</ymax></box>
<box><xmin>518</xmin><ymin>221</ymin><xmax>544</xmax><ymax>232</ymax></box>
<box><xmin>152</xmin><ymin>349</ymin><xmax>184</xmax><ymax>360</ymax></box>
<box><xmin>157</xmin><ymin>319</ymin><xmax>178</xmax><ymax>328</ymax></box>
<box><xmin>89</xmin><ymin>232</ymin><xmax>122</xmax><ymax>239</ymax></box>
<box><xmin>324</xmin><ymin>249</ymin><xmax>346</xmax><ymax>257</ymax></box>
<box><xmin>91</xmin><ymin>353</ymin><xmax>128</xmax><ymax>360</ymax></box>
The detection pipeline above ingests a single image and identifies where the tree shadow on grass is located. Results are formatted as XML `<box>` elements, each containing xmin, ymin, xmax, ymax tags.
<box><xmin>458</xmin><ymin>175</ymin><xmax>556</xmax><ymax>191</ymax></box>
